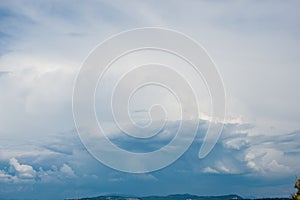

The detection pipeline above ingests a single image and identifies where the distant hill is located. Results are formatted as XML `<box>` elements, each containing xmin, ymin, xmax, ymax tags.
<box><xmin>67</xmin><ymin>194</ymin><xmax>289</xmax><ymax>200</ymax></box>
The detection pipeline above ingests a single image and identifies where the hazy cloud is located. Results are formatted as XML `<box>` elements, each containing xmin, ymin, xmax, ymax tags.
<box><xmin>0</xmin><ymin>0</ymin><xmax>299</xmax><ymax>199</ymax></box>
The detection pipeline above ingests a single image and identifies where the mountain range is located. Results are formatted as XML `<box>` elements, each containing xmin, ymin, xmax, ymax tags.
<box><xmin>68</xmin><ymin>194</ymin><xmax>290</xmax><ymax>200</ymax></box>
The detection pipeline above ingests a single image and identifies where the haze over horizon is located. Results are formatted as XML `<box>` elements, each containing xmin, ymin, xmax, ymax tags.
<box><xmin>0</xmin><ymin>1</ymin><xmax>299</xmax><ymax>199</ymax></box>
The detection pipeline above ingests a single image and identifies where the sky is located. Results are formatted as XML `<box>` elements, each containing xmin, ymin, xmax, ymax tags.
<box><xmin>0</xmin><ymin>0</ymin><xmax>300</xmax><ymax>199</ymax></box>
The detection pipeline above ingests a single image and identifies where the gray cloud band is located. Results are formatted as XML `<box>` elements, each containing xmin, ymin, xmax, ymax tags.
<box><xmin>72</xmin><ymin>28</ymin><xmax>226</xmax><ymax>173</ymax></box>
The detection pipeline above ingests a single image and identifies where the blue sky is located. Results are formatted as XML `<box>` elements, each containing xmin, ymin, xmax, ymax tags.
<box><xmin>0</xmin><ymin>1</ymin><xmax>300</xmax><ymax>199</ymax></box>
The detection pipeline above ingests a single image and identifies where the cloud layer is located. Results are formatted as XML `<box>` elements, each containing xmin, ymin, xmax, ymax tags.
<box><xmin>0</xmin><ymin>0</ymin><xmax>299</xmax><ymax>199</ymax></box>
<box><xmin>0</xmin><ymin>120</ymin><xmax>299</xmax><ymax>199</ymax></box>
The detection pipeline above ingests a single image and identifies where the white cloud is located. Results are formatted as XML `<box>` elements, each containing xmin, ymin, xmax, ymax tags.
<box><xmin>0</xmin><ymin>0</ymin><xmax>299</xmax><ymax>142</ymax></box>
<box><xmin>217</xmin><ymin>163</ymin><xmax>231</xmax><ymax>174</ymax></box>
<box><xmin>267</xmin><ymin>160</ymin><xmax>292</xmax><ymax>173</ymax></box>
<box><xmin>203</xmin><ymin>167</ymin><xmax>219</xmax><ymax>174</ymax></box>
<box><xmin>0</xmin><ymin>53</ymin><xmax>76</xmax><ymax>139</ymax></box>
<box><xmin>9</xmin><ymin>157</ymin><xmax>36</xmax><ymax>179</ymax></box>
<box><xmin>218</xmin><ymin>127</ymin><xmax>300</xmax><ymax>178</ymax></box>
<box><xmin>0</xmin><ymin>155</ymin><xmax>78</xmax><ymax>183</ymax></box>
<box><xmin>60</xmin><ymin>164</ymin><xmax>76</xmax><ymax>178</ymax></box>
<box><xmin>222</xmin><ymin>137</ymin><xmax>249</xmax><ymax>150</ymax></box>
<box><xmin>244</xmin><ymin>147</ymin><xmax>293</xmax><ymax>176</ymax></box>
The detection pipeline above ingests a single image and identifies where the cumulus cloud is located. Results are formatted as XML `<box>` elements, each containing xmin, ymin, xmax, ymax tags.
<box><xmin>60</xmin><ymin>164</ymin><xmax>76</xmax><ymax>178</ymax></box>
<box><xmin>9</xmin><ymin>158</ymin><xmax>36</xmax><ymax>180</ymax></box>
<box><xmin>244</xmin><ymin>146</ymin><xmax>293</xmax><ymax>176</ymax></box>
<box><xmin>0</xmin><ymin>158</ymin><xmax>37</xmax><ymax>183</ymax></box>
<box><xmin>217</xmin><ymin>127</ymin><xmax>299</xmax><ymax>178</ymax></box>
<box><xmin>0</xmin><ymin>156</ymin><xmax>77</xmax><ymax>184</ymax></box>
